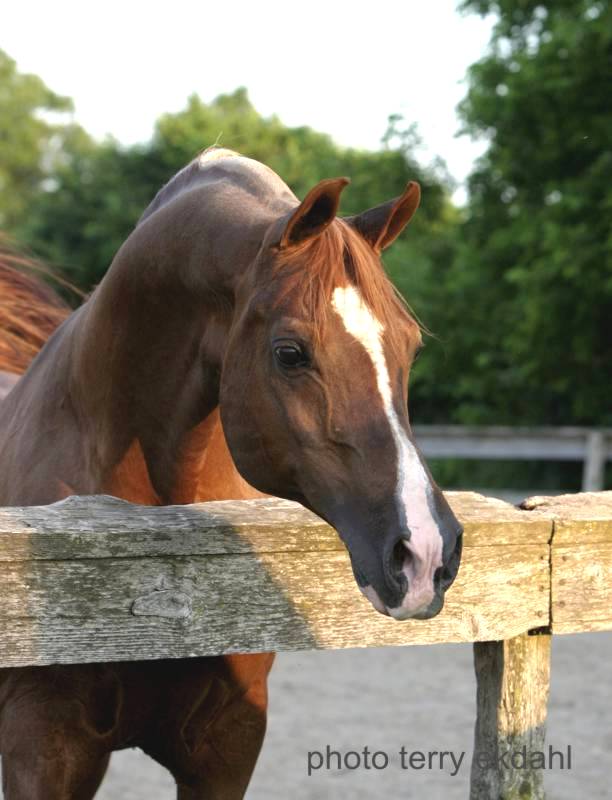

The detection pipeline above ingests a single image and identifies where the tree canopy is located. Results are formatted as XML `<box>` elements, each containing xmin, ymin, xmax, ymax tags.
<box><xmin>16</xmin><ymin>84</ymin><xmax>454</xmax><ymax>320</ymax></box>
<box><xmin>442</xmin><ymin>0</ymin><xmax>612</xmax><ymax>426</ymax></box>
<box><xmin>0</xmin><ymin>50</ymin><xmax>88</xmax><ymax>231</ymax></box>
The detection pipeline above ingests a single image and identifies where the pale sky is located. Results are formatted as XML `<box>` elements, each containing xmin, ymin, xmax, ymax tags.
<box><xmin>4</xmin><ymin>1</ymin><xmax>495</xmax><ymax>203</ymax></box>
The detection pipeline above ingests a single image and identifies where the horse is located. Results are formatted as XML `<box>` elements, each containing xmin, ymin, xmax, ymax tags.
<box><xmin>0</xmin><ymin>147</ymin><xmax>463</xmax><ymax>799</ymax></box>
<box><xmin>0</xmin><ymin>242</ymin><xmax>72</xmax><ymax>377</ymax></box>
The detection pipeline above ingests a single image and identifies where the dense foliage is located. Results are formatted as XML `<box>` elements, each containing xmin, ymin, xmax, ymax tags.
<box><xmin>0</xmin><ymin>51</ymin><xmax>85</xmax><ymax>231</ymax></box>
<box><xmin>13</xmin><ymin>85</ymin><xmax>451</xmax><ymax>299</ymax></box>
<box><xmin>446</xmin><ymin>0</ymin><xmax>612</xmax><ymax>425</ymax></box>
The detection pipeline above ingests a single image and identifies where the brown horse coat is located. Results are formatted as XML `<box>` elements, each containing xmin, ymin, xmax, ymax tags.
<box><xmin>0</xmin><ymin>148</ymin><xmax>461</xmax><ymax>798</ymax></box>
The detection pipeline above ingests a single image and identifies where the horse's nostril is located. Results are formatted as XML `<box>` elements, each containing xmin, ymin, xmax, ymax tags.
<box><xmin>386</xmin><ymin>538</ymin><xmax>410</xmax><ymax>596</ymax></box>
<box><xmin>434</xmin><ymin>566</ymin><xmax>443</xmax><ymax>588</ymax></box>
<box><xmin>390</xmin><ymin>539</ymin><xmax>408</xmax><ymax>577</ymax></box>
<box><xmin>438</xmin><ymin>534</ymin><xmax>462</xmax><ymax>591</ymax></box>
<box><xmin>439</xmin><ymin>564</ymin><xmax>453</xmax><ymax>585</ymax></box>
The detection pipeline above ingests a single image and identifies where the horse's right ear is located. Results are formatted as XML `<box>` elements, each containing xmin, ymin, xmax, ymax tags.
<box><xmin>278</xmin><ymin>178</ymin><xmax>350</xmax><ymax>249</ymax></box>
<box><xmin>346</xmin><ymin>182</ymin><xmax>421</xmax><ymax>253</ymax></box>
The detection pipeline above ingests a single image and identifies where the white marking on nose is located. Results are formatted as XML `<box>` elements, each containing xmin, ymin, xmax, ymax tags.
<box><xmin>331</xmin><ymin>285</ymin><xmax>443</xmax><ymax>616</ymax></box>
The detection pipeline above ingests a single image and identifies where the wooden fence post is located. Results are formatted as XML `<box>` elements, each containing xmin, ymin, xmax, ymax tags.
<box><xmin>470</xmin><ymin>632</ymin><xmax>551</xmax><ymax>800</ymax></box>
<box><xmin>583</xmin><ymin>430</ymin><xmax>606</xmax><ymax>491</ymax></box>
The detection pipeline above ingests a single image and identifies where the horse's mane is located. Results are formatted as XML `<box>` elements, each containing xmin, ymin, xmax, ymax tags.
<box><xmin>273</xmin><ymin>218</ymin><xmax>419</xmax><ymax>352</ymax></box>
<box><xmin>0</xmin><ymin>241</ymin><xmax>72</xmax><ymax>374</ymax></box>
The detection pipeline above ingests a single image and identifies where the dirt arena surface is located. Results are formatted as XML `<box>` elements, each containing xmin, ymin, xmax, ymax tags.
<box><xmin>83</xmin><ymin>631</ymin><xmax>612</xmax><ymax>799</ymax></box>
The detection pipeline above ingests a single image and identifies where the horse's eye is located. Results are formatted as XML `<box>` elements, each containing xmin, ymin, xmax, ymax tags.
<box><xmin>274</xmin><ymin>343</ymin><xmax>308</xmax><ymax>368</ymax></box>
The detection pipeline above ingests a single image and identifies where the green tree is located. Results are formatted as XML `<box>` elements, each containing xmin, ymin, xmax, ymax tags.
<box><xmin>24</xmin><ymin>88</ymin><xmax>455</xmax><ymax>294</ymax></box>
<box><xmin>22</xmin><ymin>140</ymin><xmax>166</xmax><ymax>289</ymax></box>
<box><xmin>0</xmin><ymin>49</ymin><xmax>88</xmax><ymax>231</ymax></box>
<box><xmin>438</xmin><ymin>0</ymin><xmax>612</xmax><ymax>426</ymax></box>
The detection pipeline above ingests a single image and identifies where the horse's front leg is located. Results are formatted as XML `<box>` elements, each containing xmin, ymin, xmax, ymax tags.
<box><xmin>142</xmin><ymin>653</ymin><xmax>275</xmax><ymax>800</ymax></box>
<box><xmin>2</xmin><ymin>748</ymin><xmax>110</xmax><ymax>800</ymax></box>
<box><xmin>0</xmin><ymin>664</ymin><xmax>121</xmax><ymax>800</ymax></box>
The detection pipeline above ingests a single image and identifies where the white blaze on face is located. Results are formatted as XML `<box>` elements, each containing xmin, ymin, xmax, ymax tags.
<box><xmin>331</xmin><ymin>285</ymin><xmax>443</xmax><ymax>618</ymax></box>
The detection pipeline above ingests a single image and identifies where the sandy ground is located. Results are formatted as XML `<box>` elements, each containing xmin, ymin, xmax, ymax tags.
<box><xmin>72</xmin><ymin>631</ymin><xmax>612</xmax><ymax>800</ymax></box>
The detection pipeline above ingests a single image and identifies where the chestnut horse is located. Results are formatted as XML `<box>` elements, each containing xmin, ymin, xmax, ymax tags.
<box><xmin>0</xmin><ymin>148</ymin><xmax>462</xmax><ymax>799</ymax></box>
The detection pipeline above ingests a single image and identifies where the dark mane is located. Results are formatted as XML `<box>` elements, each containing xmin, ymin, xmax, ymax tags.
<box><xmin>272</xmin><ymin>218</ymin><xmax>419</xmax><ymax>350</ymax></box>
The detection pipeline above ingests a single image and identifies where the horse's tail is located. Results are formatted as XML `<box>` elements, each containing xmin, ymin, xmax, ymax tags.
<box><xmin>0</xmin><ymin>240</ymin><xmax>73</xmax><ymax>375</ymax></box>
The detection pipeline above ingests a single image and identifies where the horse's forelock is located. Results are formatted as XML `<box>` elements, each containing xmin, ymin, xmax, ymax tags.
<box><xmin>269</xmin><ymin>219</ymin><xmax>419</xmax><ymax>353</ymax></box>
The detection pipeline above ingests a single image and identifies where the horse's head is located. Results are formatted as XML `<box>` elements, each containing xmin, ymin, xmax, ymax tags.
<box><xmin>220</xmin><ymin>178</ymin><xmax>462</xmax><ymax>620</ymax></box>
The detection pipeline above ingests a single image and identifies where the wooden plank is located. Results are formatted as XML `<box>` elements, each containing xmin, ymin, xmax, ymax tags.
<box><xmin>470</xmin><ymin>633</ymin><xmax>552</xmax><ymax>800</ymax></box>
<box><xmin>0</xmin><ymin>492</ymin><xmax>552</xmax><ymax>563</ymax></box>
<box><xmin>522</xmin><ymin>491</ymin><xmax>612</xmax><ymax>543</ymax></box>
<box><xmin>0</xmin><ymin>493</ymin><xmax>552</xmax><ymax>666</ymax></box>
<box><xmin>0</xmin><ymin>495</ymin><xmax>334</xmax><ymax>561</ymax></box>
<box><xmin>552</xmin><ymin>544</ymin><xmax>612</xmax><ymax>634</ymax></box>
<box><xmin>446</xmin><ymin>492</ymin><xmax>551</xmax><ymax>546</ymax></box>
<box><xmin>414</xmin><ymin>425</ymin><xmax>612</xmax><ymax>439</ymax></box>
<box><xmin>413</xmin><ymin>425</ymin><xmax>612</xmax><ymax>461</ymax></box>
<box><xmin>522</xmin><ymin>492</ymin><xmax>612</xmax><ymax>634</ymax></box>
<box><xmin>0</xmin><ymin>544</ymin><xmax>549</xmax><ymax>666</ymax></box>
<box><xmin>583</xmin><ymin>431</ymin><xmax>607</xmax><ymax>491</ymax></box>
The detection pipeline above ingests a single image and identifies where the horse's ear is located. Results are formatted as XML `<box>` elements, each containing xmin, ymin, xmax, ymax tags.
<box><xmin>346</xmin><ymin>181</ymin><xmax>421</xmax><ymax>253</ymax></box>
<box><xmin>279</xmin><ymin>177</ymin><xmax>350</xmax><ymax>249</ymax></box>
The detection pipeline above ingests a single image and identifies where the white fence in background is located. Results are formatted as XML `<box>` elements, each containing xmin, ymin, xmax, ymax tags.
<box><xmin>413</xmin><ymin>426</ymin><xmax>611</xmax><ymax>493</ymax></box>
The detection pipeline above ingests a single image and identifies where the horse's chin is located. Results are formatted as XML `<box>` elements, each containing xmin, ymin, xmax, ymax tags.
<box><xmin>359</xmin><ymin>584</ymin><xmax>389</xmax><ymax>615</ymax></box>
<box><xmin>359</xmin><ymin>584</ymin><xmax>445</xmax><ymax>621</ymax></box>
<box><xmin>389</xmin><ymin>593</ymin><xmax>445</xmax><ymax>621</ymax></box>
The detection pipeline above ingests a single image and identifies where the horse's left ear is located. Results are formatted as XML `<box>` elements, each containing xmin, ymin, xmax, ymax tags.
<box><xmin>279</xmin><ymin>177</ymin><xmax>350</xmax><ymax>249</ymax></box>
<box><xmin>346</xmin><ymin>181</ymin><xmax>421</xmax><ymax>253</ymax></box>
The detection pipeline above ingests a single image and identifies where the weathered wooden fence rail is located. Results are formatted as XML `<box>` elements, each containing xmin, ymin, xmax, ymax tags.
<box><xmin>0</xmin><ymin>490</ymin><xmax>611</xmax><ymax>799</ymax></box>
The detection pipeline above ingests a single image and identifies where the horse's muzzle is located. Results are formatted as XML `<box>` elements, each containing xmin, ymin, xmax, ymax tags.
<box><xmin>357</xmin><ymin>521</ymin><xmax>463</xmax><ymax>621</ymax></box>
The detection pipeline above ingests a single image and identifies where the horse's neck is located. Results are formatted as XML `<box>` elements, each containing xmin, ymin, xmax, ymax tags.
<box><xmin>0</xmin><ymin>161</ymin><xmax>281</xmax><ymax>506</ymax></box>
<box><xmin>171</xmin><ymin>409</ymin><xmax>264</xmax><ymax>504</ymax></box>
<box><xmin>72</xmin><ymin>183</ymin><xmax>275</xmax><ymax>505</ymax></box>
<box><xmin>102</xmin><ymin>409</ymin><xmax>263</xmax><ymax>505</ymax></box>
<box><xmin>0</xmin><ymin>371</ymin><xmax>19</xmax><ymax>402</ymax></box>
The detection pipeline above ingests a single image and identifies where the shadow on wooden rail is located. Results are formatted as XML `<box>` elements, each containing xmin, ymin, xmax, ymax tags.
<box><xmin>0</xmin><ymin>490</ymin><xmax>610</xmax><ymax>799</ymax></box>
